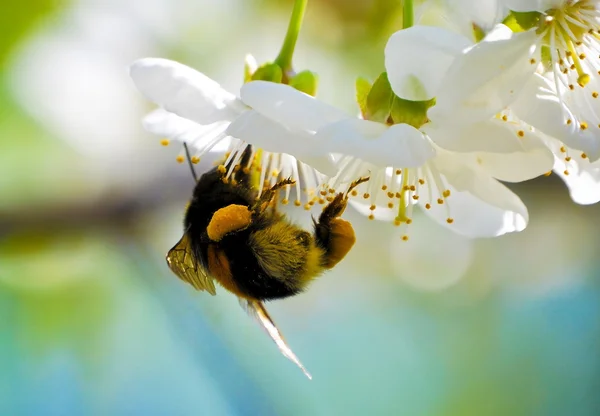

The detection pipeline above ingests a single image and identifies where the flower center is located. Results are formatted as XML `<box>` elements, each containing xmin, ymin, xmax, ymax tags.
<box><xmin>326</xmin><ymin>156</ymin><xmax>454</xmax><ymax>240</ymax></box>
<box><xmin>539</xmin><ymin>0</ymin><xmax>600</xmax><ymax>87</ymax></box>
<box><xmin>525</xmin><ymin>0</ymin><xmax>600</xmax><ymax>136</ymax></box>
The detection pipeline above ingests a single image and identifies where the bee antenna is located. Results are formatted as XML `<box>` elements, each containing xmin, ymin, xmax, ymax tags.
<box><xmin>183</xmin><ymin>142</ymin><xmax>198</xmax><ymax>182</ymax></box>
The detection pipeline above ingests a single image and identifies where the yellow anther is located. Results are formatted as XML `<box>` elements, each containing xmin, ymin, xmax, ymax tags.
<box><xmin>409</xmin><ymin>185</ymin><xmax>416</xmax><ymax>191</ymax></box>
<box><xmin>395</xmin><ymin>169</ymin><xmax>402</xmax><ymax>175</ymax></box>
<box><xmin>544</xmin><ymin>171</ymin><xmax>552</xmax><ymax>176</ymax></box>
<box><xmin>560</xmin><ymin>146</ymin><xmax>567</xmax><ymax>153</ymax></box>
<box><xmin>318</xmin><ymin>198</ymin><xmax>325</xmax><ymax>204</ymax></box>
<box><xmin>351</xmin><ymin>190</ymin><xmax>358</xmax><ymax>197</ymax></box>
<box><xmin>406</xmin><ymin>219</ymin><xmax>412</xmax><ymax>225</ymax></box>
<box><xmin>442</xmin><ymin>190</ymin><xmax>451</xmax><ymax>198</ymax></box>
<box><xmin>160</xmin><ymin>139</ymin><xmax>170</xmax><ymax>146</ymax></box>
<box><xmin>592</xmin><ymin>92</ymin><xmax>598</xmax><ymax>98</ymax></box>
<box><xmin>578</xmin><ymin>73</ymin><xmax>590</xmax><ymax>87</ymax></box>
<box><xmin>446</xmin><ymin>218</ymin><xmax>454</xmax><ymax>224</ymax></box>
<box><xmin>437</xmin><ymin>198</ymin><xmax>444</xmax><ymax>205</ymax></box>
<box><xmin>304</xmin><ymin>204</ymin><xmax>311</xmax><ymax>211</ymax></box>
<box><xmin>401</xmin><ymin>235</ymin><xmax>409</xmax><ymax>241</ymax></box>
<box><xmin>363</xmin><ymin>193</ymin><xmax>370</xmax><ymax>199</ymax></box>
<box><xmin>530</xmin><ymin>58</ymin><xmax>536</xmax><ymax>64</ymax></box>
<box><xmin>320</xmin><ymin>190</ymin><xmax>327</xmax><ymax>196</ymax></box>
<box><xmin>381</xmin><ymin>185</ymin><xmax>388</xmax><ymax>191</ymax></box>
<box><xmin>368</xmin><ymin>214</ymin><xmax>375</xmax><ymax>220</ymax></box>
<box><xmin>387</xmin><ymin>202</ymin><xmax>394</xmax><ymax>209</ymax></box>
<box><xmin>369</xmin><ymin>204</ymin><xmax>376</xmax><ymax>211</ymax></box>
<box><xmin>282</xmin><ymin>198</ymin><xmax>289</xmax><ymax>205</ymax></box>
<box><xmin>502</xmin><ymin>115</ymin><xmax>508</xmax><ymax>121</ymax></box>
<box><xmin>581</xmin><ymin>153</ymin><xmax>588</xmax><ymax>159</ymax></box>
<box><xmin>412</xmin><ymin>195</ymin><xmax>419</xmax><ymax>200</ymax></box>
<box><xmin>564</xmin><ymin>170</ymin><xmax>570</xmax><ymax>175</ymax></box>
<box><xmin>418</xmin><ymin>179</ymin><xmax>425</xmax><ymax>185</ymax></box>
<box><xmin>517</xmin><ymin>130</ymin><xmax>525</xmax><ymax>137</ymax></box>
<box><xmin>217</xmin><ymin>164</ymin><xmax>226</xmax><ymax>173</ymax></box>
<box><xmin>191</xmin><ymin>156</ymin><xmax>200</xmax><ymax>164</ymax></box>
<box><xmin>394</xmin><ymin>219</ymin><xmax>402</xmax><ymax>226</ymax></box>
<box><xmin>176</xmin><ymin>155</ymin><xmax>185</xmax><ymax>164</ymax></box>
<box><xmin>567</xmin><ymin>119</ymin><xmax>572</xmax><ymax>125</ymax></box>
<box><xmin>294</xmin><ymin>200</ymin><xmax>301</xmax><ymax>207</ymax></box>
<box><xmin>565</xmin><ymin>156</ymin><xmax>572</xmax><ymax>162</ymax></box>
<box><xmin>580</xmin><ymin>122</ymin><xmax>588</xmax><ymax>130</ymax></box>
<box><xmin>425</xmin><ymin>203</ymin><xmax>431</xmax><ymax>209</ymax></box>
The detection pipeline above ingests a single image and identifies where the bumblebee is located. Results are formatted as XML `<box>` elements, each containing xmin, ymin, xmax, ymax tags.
<box><xmin>166</xmin><ymin>145</ymin><xmax>368</xmax><ymax>378</ymax></box>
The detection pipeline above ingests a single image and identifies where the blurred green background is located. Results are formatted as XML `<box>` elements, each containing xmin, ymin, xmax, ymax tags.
<box><xmin>1</xmin><ymin>0</ymin><xmax>599</xmax><ymax>415</ymax></box>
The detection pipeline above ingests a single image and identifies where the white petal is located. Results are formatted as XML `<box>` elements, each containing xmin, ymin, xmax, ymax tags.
<box><xmin>472</xmin><ymin>146</ymin><xmax>554</xmax><ymax>182</ymax></box>
<box><xmin>426</xmin><ymin>119</ymin><xmax>554</xmax><ymax>181</ymax></box>
<box><xmin>142</xmin><ymin>108</ymin><xmax>201</xmax><ymax>138</ymax></box>
<box><xmin>510</xmin><ymin>74</ymin><xmax>600</xmax><ymax>161</ymax></box>
<box><xmin>385</xmin><ymin>25</ymin><xmax>471</xmax><ymax>101</ymax></box>
<box><xmin>545</xmin><ymin>138</ymin><xmax>600</xmax><ymax>205</ymax></box>
<box><xmin>425</xmin><ymin>151</ymin><xmax>529</xmax><ymax>237</ymax></box>
<box><xmin>240</xmin><ymin>81</ymin><xmax>349</xmax><ymax>132</ymax></box>
<box><xmin>499</xmin><ymin>0</ymin><xmax>562</xmax><ymax>12</ymax></box>
<box><xmin>226</xmin><ymin>110</ymin><xmax>337</xmax><ymax>177</ymax></box>
<box><xmin>316</xmin><ymin>119</ymin><xmax>436</xmax><ymax>168</ymax></box>
<box><xmin>431</xmin><ymin>26</ymin><xmax>537</xmax><ymax>124</ymax></box>
<box><xmin>142</xmin><ymin>109</ymin><xmax>232</xmax><ymax>152</ymax></box>
<box><xmin>130</xmin><ymin>58</ymin><xmax>245</xmax><ymax>125</ymax></box>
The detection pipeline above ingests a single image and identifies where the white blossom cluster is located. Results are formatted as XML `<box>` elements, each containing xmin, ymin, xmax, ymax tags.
<box><xmin>130</xmin><ymin>0</ymin><xmax>600</xmax><ymax>239</ymax></box>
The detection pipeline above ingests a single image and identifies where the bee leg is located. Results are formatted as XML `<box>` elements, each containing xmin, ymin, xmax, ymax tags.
<box><xmin>251</xmin><ymin>178</ymin><xmax>296</xmax><ymax>216</ymax></box>
<box><xmin>314</xmin><ymin>176</ymin><xmax>369</xmax><ymax>269</ymax></box>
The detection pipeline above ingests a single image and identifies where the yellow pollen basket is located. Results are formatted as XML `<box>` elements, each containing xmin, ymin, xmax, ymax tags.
<box><xmin>207</xmin><ymin>204</ymin><xmax>253</xmax><ymax>242</ymax></box>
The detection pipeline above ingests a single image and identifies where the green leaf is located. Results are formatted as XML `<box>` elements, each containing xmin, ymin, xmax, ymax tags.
<box><xmin>251</xmin><ymin>63</ymin><xmax>283</xmax><ymax>83</ymax></box>
<box><xmin>366</xmin><ymin>72</ymin><xmax>393</xmax><ymax>123</ymax></box>
<box><xmin>355</xmin><ymin>77</ymin><xmax>372</xmax><ymax>117</ymax></box>
<box><xmin>289</xmin><ymin>70</ymin><xmax>319</xmax><ymax>96</ymax></box>
<box><xmin>390</xmin><ymin>95</ymin><xmax>436</xmax><ymax>129</ymax></box>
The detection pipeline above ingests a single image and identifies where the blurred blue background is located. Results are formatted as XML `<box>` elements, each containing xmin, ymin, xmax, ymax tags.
<box><xmin>1</xmin><ymin>0</ymin><xmax>599</xmax><ymax>415</ymax></box>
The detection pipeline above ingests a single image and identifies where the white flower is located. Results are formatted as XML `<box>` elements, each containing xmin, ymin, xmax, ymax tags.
<box><xmin>231</xmin><ymin>79</ymin><xmax>532</xmax><ymax>238</ymax></box>
<box><xmin>129</xmin><ymin>57</ymin><xmax>332</xmax><ymax>203</ymax></box>
<box><xmin>227</xmin><ymin>24</ymin><xmax>562</xmax><ymax>238</ymax></box>
<box><xmin>497</xmin><ymin>0</ymin><xmax>600</xmax><ymax>160</ymax></box>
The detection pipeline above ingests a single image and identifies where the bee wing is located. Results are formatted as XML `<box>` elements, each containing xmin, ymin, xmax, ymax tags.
<box><xmin>240</xmin><ymin>299</ymin><xmax>312</xmax><ymax>380</ymax></box>
<box><xmin>166</xmin><ymin>234</ymin><xmax>217</xmax><ymax>295</ymax></box>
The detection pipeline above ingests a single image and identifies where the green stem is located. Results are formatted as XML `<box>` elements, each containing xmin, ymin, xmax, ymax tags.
<box><xmin>402</xmin><ymin>0</ymin><xmax>414</xmax><ymax>29</ymax></box>
<box><xmin>274</xmin><ymin>0</ymin><xmax>308</xmax><ymax>72</ymax></box>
